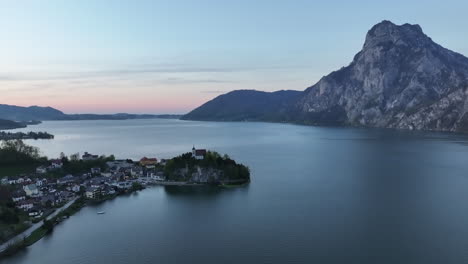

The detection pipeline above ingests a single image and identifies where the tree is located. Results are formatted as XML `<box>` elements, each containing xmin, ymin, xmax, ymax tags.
<box><xmin>0</xmin><ymin>186</ymin><xmax>11</xmax><ymax>203</ymax></box>
<box><xmin>69</xmin><ymin>153</ymin><xmax>80</xmax><ymax>161</ymax></box>
<box><xmin>0</xmin><ymin>139</ymin><xmax>43</xmax><ymax>165</ymax></box>
<box><xmin>0</xmin><ymin>209</ymin><xmax>19</xmax><ymax>224</ymax></box>
<box><xmin>42</xmin><ymin>219</ymin><xmax>54</xmax><ymax>232</ymax></box>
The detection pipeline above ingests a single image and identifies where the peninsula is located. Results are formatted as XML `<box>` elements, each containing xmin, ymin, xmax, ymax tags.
<box><xmin>0</xmin><ymin>140</ymin><xmax>249</xmax><ymax>258</ymax></box>
<box><xmin>0</xmin><ymin>131</ymin><xmax>54</xmax><ymax>141</ymax></box>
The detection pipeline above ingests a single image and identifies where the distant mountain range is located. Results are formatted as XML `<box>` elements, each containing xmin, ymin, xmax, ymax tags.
<box><xmin>183</xmin><ymin>21</ymin><xmax>468</xmax><ymax>132</ymax></box>
<box><xmin>0</xmin><ymin>119</ymin><xmax>27</xmax><ymax>130</ymax></box>
<box><xmin>0</xmin><ymin>104</ymin><xmax>181</xmax><ymax>122</ymax></box>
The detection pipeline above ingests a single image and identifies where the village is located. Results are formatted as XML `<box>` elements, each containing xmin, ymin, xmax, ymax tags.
<box><xmin>1</xmin><ymin>147</ymin><xmax>207</xmax><ymax>222</ymax></box>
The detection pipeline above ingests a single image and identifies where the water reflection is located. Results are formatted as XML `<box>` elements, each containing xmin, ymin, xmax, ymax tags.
<box><xmin>163</xmin><ymin>185</ymin><xmax>249</xmax><ymax>197</ymax></box>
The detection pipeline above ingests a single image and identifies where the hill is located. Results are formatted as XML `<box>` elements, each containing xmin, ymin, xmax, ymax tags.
<box><xmin>181</xmin><ymin>90</ymin><xmax>301</xmax><ymax>121</ymax></box>
<box><xmin>0</xmin><ymin>120</ymin><xmax>26</xmax><ymax>130</ymax></box>
<box><xmin>0</xmin><ymin>104</ymin><xmax>180</xmax><ymax>121</ymax></box>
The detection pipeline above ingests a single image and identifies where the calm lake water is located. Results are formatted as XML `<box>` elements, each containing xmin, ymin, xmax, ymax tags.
<box><xmin>3</xmin><ymin>119</ymin><xmax>468</xmax><ymax>264</ymax></box>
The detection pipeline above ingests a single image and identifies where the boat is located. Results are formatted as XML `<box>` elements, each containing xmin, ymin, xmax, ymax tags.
<box><xmin>97</xmin><ymin>211</ymin><xmax>105</xmax><ymax>214</ymax></box>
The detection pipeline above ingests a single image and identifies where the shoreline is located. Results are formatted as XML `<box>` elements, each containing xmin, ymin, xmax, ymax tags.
<box><xmin>0</xmin><ymin>188</ymin><xmax>137</xmax><ymax>258</ymax></box>
<box><xmin>0</xmin><ymin>180</ymin><xmax>248</xmax><ymax>259</ymax></box>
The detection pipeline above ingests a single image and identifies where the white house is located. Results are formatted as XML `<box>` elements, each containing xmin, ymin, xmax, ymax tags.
<box><xmin>23</xmin><ymin>184</ymin><xmax>40</xmax><ymax>197</ymax></box>
<box><xmin>11</xmin><ymin>191</ymin><xmax>26</xmax><ymax>202</ymax></box>
<box><xmin>91</xmin><ymin>167</ymin><xmax>101</xmax><ymax>174</ymax></box>
<box><xmin>36</xmin><ymin>166</ymin><xmax>48</xmax><ymax>174</ymax></box>
<box><xmin>151</xmin><ymin>172</ymin><xmax>165</xmax><ymax>181</ymax></box>
<box><xmin>50</xmin><ymin>159</ymin><xmax>63</xmax><ymax>169</ymax></box>
<box><xmin>101</xmin><ymin>172</ymin><xmax>112</xmax><ymax>177</ymax></box>
<box><xmin>85</xmin><ymin>186</ymin><xmax>100</xmax><ymax>199</ymax></box>
<box><xmin>28</xmin><ymin>208</ymin><xmax>43</xmax><ymax>218</ymax></box>
<box><xmin>36</xmin><ymin>179</ymin><xmax>45</xmax><ymax>187</ymax></box>
<box><xmin>70</xmin><ymin>184</ymin><xmax>81</xmax><ymax>193</ymax></box>
<box><xmin>17</xmin><ymin>200</ymin><xmax>34</xmax><ymax>211</ymax></box>
<box><xmin>7</xmin><ymin>178</ymin><xmax>18</xmax><ymax>185</ymax></box>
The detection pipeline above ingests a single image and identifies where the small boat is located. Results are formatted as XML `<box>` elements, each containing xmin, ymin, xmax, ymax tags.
<box><xmin>97</xmin><ymin>211</ymin><xmax>105</xmax><ymax>214</ymax></box>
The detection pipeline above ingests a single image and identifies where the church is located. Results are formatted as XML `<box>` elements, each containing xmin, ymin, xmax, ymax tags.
<box><xmin>192</xmin><ymin>146</ymin><xmax>207</xmax><ymax>160</ymax></box>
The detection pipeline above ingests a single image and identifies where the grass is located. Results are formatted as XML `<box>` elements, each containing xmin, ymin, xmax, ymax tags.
<box><xmin>0</xmin><ymin>222</ymin><xmax>29</xmax><ymax>244</ymax></box>
<box><xmin>23</xmin><ymin>227</ymin><xmax>49</xmax><ymax>246</ymax></box>
<box><xmin>0</xmin><ymin>227</ymin><xmax>49</xmax><ymax>258</ymax></box>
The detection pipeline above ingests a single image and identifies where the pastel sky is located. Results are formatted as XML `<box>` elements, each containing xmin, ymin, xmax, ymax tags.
<box><xmin>1</xmin><ymin>0</ymin><xmax>467</xmax><ymax>114</ymax></box>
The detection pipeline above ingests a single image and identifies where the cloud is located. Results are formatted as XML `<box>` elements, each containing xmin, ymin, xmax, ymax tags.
<box><xmin>200</xmin><ymin>90</ymin><xmax>225</xmax><ymax>94</ymax></box>
<box><xmin>162</xmin><ymin>77</ymin><xmax>234</xmax><ymax>84</ymax></box>
<box><xmin>0</xmin><ymin>61</ymin><xmax>313</xmax><ymax>82</ymax></box>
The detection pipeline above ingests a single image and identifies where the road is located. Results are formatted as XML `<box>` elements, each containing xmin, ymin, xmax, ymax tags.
<box><xmin>0</xmin><ymin>197</ymin><xmax>78</xmax><ymax>252</ymax></box>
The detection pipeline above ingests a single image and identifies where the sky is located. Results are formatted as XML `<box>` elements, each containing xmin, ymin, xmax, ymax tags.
<box><xmin>1</xmin><ymin>0</ymin><xmax>468</xmax><ymax>114</ymax></box>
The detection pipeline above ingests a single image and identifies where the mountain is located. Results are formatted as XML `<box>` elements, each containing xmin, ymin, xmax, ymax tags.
<box><xmin>184</xmin><ymin>21</ymin><xmax>468</xmax><ymax>132</ymax></box>
<box><xmin>295</xmin><ymin>20</ymin><xmax>468</xmax><ymax>131</ymax></box>
<box><xmin>0</xmin><ymin>104</ymin><xmax>67</xmax><ymax>121</ymax></box>
<box><xmin>181</xmin><ymin>90</ymin><xmax>301</xmax><ymax>121</ymax></box>
<box><xmin>0</xmin><ymin>119</ymin><xmax>26</xmax><ymax>130</ymax></box>
<box><xmin>0</xmin><ymin>104</ymin><xmax>181</xmax><ymax>121</ymax></box>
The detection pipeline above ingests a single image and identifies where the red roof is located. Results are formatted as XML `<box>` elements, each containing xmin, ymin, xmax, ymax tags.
<box><xmin>140</xmin><ymin>157</ymin><xmax>158</xmax><ymax>162</ymax></box>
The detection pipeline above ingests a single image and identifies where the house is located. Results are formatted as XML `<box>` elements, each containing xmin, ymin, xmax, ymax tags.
<box><xmin>57</xmin><ymin>175</ymin><xmax>76</xmax><ymax>185</ymax></box>
<box><xmin>151</xmin><ymin>172</ymin><xmax>165</xmax><ymax>181</ymax></box>
<box><xmin>192</xmin><ymin>146</ymin><xmax>207</xmax><ymax>160</ymax></box>
<box><xmin>36</xmin><ymin>166</ymin><xmax>48</xmax><ymax>174</ymax></box>
<box><xmin>85</xmin><ymin>187</ymin><xmax>100</xmax><ymax>199</ymax></box>
<box><xmin>41</xmin><ymin>194</ymin><xmax>57</xmax><ymax>207</ymax></box>
<box><xmin>131</xmin><ymin>167</ymin><xmax>143</xmax><ymax>177</ymax></box>
<box><xmin>70</xmin><ymin>184</ymin><xmax>81</xmax><ymax>193</ymax></box>
<box><xmin>102</xmin><ymin>185</ymin><xmax>116</xmax><ymax>196</ymax></box>
<box><xmin>17</xmin><ymin>200</ymin><xmax>34</xmax><ymax>211</ymax></box>
<box><xmin>1</xmin><ymin>178</ymin><xmax>8</xmax><ymax>185</ymax></box>
<box><xmin>101</xmin><ymin>172</ymin><xmax>112</xmax><ymax>177</ymax></box>
<box><xmin>140</xmin><ymin>157</ymin><xmax>158</xmax><ymax>166</ymax></box>
<box><xmin>23</xmin><ymin>184</ymin><xmax>40</xmax><ymax>197</ymax></box>
<box><xmin>88</xmin><ymin>177</ymin><xmax>107</xmax><ymax>188</ymax></box>
<box><xmin>58</xmin><ymin>191</ymin><xmax>74</xmax><ymax>201</ymax></box>
<box><xmin>91</xmin><ymin>167</ymin><xmax>101</xmax><ymax>175</ymax></box>
<box><xmin>50</xmin><ymin>159</ymin><xmax>63</xmax><ymax>169</ymax></box>
<box><xmin>82</xmin><ymin>152</ymin><xmax>99</xmax><ymax>161</ymax></box>
<box><xmin>36</xmin><ymin>178</ymin><xmax>46</xmax><ymax>187</ymax></box>
<box><xmin>11</xmin><ymin>190</ymin><xmax>26</xmax><ymax>202</ymax></box>
<box><xmin>28</xmin><ymin>207</ymin><xmax>43</xmax><ymax>218</ymax></box>
<box><xmin>106</xmin><ymin>160</ymin><xmax>134</xmax><ymax>171</ymax></box>
<box><xmin>7</xmin><ymin>177</ymin><xmax>18</xmax><ymax>185</ymax></box>
<box><xmin>159</xmin><ymin>159</ymin><xmax>168</xmax><ymax>166</ymax></box>
<box><xmin>115</xmin><ymin>181</ymin><xmax>132</xmax><ymax>190</ymax></box>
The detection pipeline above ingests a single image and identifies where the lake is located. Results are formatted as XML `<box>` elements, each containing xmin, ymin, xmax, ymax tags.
<box><xmin>3</xmin><ymin>119</ymin><xmax>468</xmax><ymax>264</ymax></box>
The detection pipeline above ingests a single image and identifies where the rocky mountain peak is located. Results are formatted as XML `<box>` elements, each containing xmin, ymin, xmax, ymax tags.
<box><xmin>184</xmin><ymin>21</ymin><xmax>468</xmax><ymax>133</ymax></box>
<box><xmin>363</xmin><ymin>20</ymin><xmax>428</xmax><ymax>50</ymax></box>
